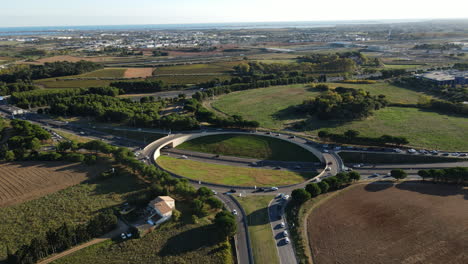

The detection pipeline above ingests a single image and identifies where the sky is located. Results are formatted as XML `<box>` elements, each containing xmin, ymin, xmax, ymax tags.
<box><xmin>1</xmin><ymin>0</ymin><xmax>468</xmax><ymax>27</ymax></box>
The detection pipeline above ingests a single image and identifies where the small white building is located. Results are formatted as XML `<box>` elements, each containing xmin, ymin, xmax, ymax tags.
<box><xmin>147</xmin><ymin>196</ymin><xmax>175</xmax><ymax>225</ymax></box>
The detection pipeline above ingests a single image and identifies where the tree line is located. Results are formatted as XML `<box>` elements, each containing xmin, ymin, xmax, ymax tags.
<box><xmin>317</xmin><ymin>130</ymin><xmax>409</xmax><ymax>147</ymax></box>
<box><xmin>0</xmin><ymin>82</ymin><xmax>38</xmax><ymax>96</ymax></box>
<box><xmin>418</xmin><ymin>167</ymin><xmax>468</xmax><ymax>184</ymax></box>
<box><xmin>7</xmin><ymin>210</ymin><xmax>117</xmax><ymax>264</ymax></box>
<box><xmin>0</xmin><ymin>61</ymin><xmax>103</xmax><ymax>83</ymax></box>
<box><xmin>109</xmin><ymin>80</ymin><xmax>187</xmax><ymax>94</ymax></box>
<box><xmin>395</xmin><ymin>76</ymin><xmax>468</xmax><ymax>102</ymax></box>
<box><xmin>300</xmin><ymin>86</ymin><xmax>388</xmax><ymax>120</ymax></box>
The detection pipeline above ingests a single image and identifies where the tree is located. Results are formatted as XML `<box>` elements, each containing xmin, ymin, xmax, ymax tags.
<box><xmin>197</xmin><ymin>187</ymin><xmax>213</xmax><ymax>198</ymax></box>
<box><xmin>344</xmin><ymin>130</ymin><xmax>359</xmax><ymax>139</ymax></box>
<box><xmin>172</xmin><ymin>209</ymin><xmax>181</xmax><ymax>221</ymax></box>
<box><xmin>305</xmin><ymin>183</ymin><xmax>321</xmax><ymax>197</ymax></box>
<box><xmin>192</xmin><ymin>199</ymin><xmax>208</xmax><ymax>217</ymax></box>
<box><xmin>214</xmin><ymin>211</ymin><xmax>237</xmax><ymax>239</ymax></box>
<box><xmin>291</xmin><ymin>189</ymin><xmax>311</xmax><ymax>204</ymax></box>
<box><xmin>336</xmin><ymin>172</ymin><xmax>351</xmax><ymax>185</ymax></box>
<box><xmin>318</xmin><ymin>181</ymin><xmax>329</xmax><ymax>193</ymax></box>
<box><xmin>348</xmin><ymin>171</ymin><xmax>361</xmax><ymax>182</ymax></box>
<box><xmin>391</xmin><ymin>169</ymin><xmax>407</xmax><ymax>181</ymax></box>
<box><xmin>4</xmin><ymin>150</ymin><xmax>15</xmax><ymax>161</ymax></box>
<box><xmin>206</xmin><ymin>196</ymin><xmax>223</xmax><ymax>209</ymax></box>
<box><xmin>417</xmin><ymin>169</ymin><xmax>430</xmax><ymax>181</ymax></box>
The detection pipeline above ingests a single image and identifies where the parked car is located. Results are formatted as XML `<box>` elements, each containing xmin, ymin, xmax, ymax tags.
<box><xmin>280</xmin><ymin>222</ymin><xmax>285</xmax><ymax>228</ymax></box>
<box><xmin>325</xmin><ymin>167</ymin><xmax>331</xmax><ymax>171</ymax></box>
<box><xmin>120</xmin><ymin>233</ymin><xmax>127</xmax><ymax>239</ymax></box>
<box><xmin>285</xmin><ymin>237</ymin><xmax>290</xmax><ymax>244</ymax></box>
<box><xmin>282</xmin><ymin>195</ymin><xmax>290</xmax><ymax>200</ymax></box>
<box><xmin>232</xmin><ymin>209</ymin><xmax>238</xmax><ymax>215</ymax></box>
<box><xmin>283</xmin><ymin>231</ymin><xmax>288</xmax><ymax>237</ymax></box>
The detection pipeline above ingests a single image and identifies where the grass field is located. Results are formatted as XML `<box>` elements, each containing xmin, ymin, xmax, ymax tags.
<box><xmin>237</xmin><ymin>195</ymin><xmax>279</xmax><ymax>264</ymax></box>
<box><xmin>177</xmin><ymin>134</ymin><xmax>319</xmax><ymax>162</ymax></box>
<box><xmin>152</xmin><ymin>74</ymin><xmax>232</xmax><ymax>85</ymax></box>
<box><xmin>157</xmin><ymin>156</ymin><xmax>316</xmax><ymax>186</ymax></box>
<box><xmin>0</xmin><ymin>168</ymin><xmax>144</xmax><ymax>261</ymax></box>
<box><xmin>53</xmin><ymin>203</ymin><xmax>232</xmax><ymax>264</ymax></box>
<box><xmin>307</xmin><ymin>182</ymin><xmax>468</xmax><ymax>264</ymax></box>
<box><xmin>154</xmin><ymin>61</ymin><xmax>240</xmax><ymax>75</ymax></box>
<box><xmin>307</xmin><ymin>107</ymin><xmax>468</xmax><ymax>151</ymax></box>
<box><xmin>94</xmin><ymin>128</ymin><xmax>165</xmax><ymax>143</ymax></box>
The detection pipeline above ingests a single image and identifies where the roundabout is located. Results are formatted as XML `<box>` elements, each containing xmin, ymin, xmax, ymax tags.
<box><xmin>142</xmin><ymin>131</ymin><xmax>340</xmax><ymax>189</ymax></box>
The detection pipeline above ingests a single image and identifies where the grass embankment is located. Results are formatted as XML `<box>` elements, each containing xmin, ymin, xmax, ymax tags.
<box><xmin>212</xmin><ymin>84</ymin><xmax>468</xmax><ymax>151</ymax></box>
<box><xmin>53</xmin><ymin>204</ymin><xmax>233</xmax><ymax>264</ymax></box>
<box><xmin>157</xmin><ymin>156</ymin><xmax>316</xmax><ymax>186</ymax></box>
<box><xmin>339</xmin><ymin>151</ymin><xmax>464</xmax><ymax>164</ymax></box>
<box><xmin>177</xmin><ymin>134</ymin><xmax>319</xmax><ymax>162</ymax></box>
<box><xmin>237</xmin><ymin>195</ymin><xmax>279</xmax><ymax>264</ymax></box>
<box><xmin>0</xmin><ymin>171</ymin><xmax>144</xmax><ymax>261</ymax></box>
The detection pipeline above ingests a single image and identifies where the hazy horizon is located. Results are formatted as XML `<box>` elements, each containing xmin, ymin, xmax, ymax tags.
<box><xmin>2</xmin><ymin>0</ymin><xmax>468</xmax><ymax>27</ymax></box>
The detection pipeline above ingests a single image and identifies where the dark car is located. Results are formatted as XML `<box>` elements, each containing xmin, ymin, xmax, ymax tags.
<box><xmin>229</xmin><ymin>189</ymin><xmax>237</xmax><ymax>193</ymax></box>
<box><xmin>257</xmin><ymin>187</ymin><xmax>265</xmax><ymax>192</ymax></box>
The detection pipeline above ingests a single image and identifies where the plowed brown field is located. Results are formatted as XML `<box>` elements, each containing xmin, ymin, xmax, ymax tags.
<box><xmin>0</xmin><ymin>161</ymin><xmax>101</xmax><ymax>207</ymax></box>
<box><xmin>307</xmin><ymin>182</ymin><xmax>468</xmax><ymax>264</ymax></box>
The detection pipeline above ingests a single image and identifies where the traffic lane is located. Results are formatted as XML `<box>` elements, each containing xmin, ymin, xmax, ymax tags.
<box><xmin>216</xmin><ymin>194</ymin><xmax>251</xmax><ymax>264</ymax></box>
<box><xmin>269</xmin><ymin>197</ymin><xmax>297</xmax><ymax>264</ymax></box>
<box><xmin>348</xmin><ymin>161</ymin><xmax>468</xmax><ymax>170</ymax></box>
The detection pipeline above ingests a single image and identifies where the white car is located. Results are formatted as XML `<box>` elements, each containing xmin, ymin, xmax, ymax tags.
<box><xmin>282</xmin><ymin>195</ymin><xmax>290</xmax><ymax>200</ymax></box>
<box><xmin>323</xmin><ymin>149</ymin><xmax>329</xmax><ymax>153</ymax></box>
<box><xmin>325</xmin><ymin>167</ymin><xmax>331</xmax><ymax>171</ymax></box>
<box><xmin>284</xmin><ymin>238</ymin><xmax>290</xmax><ymax>244</ymax></box>
<box><xmin>120</xmin><ymin>233</ymin><xmax>127</xmax><ymax>239</ymax></box>
<box><xmin>283</xmin><ymin>231</ymin><xmax>288</xmax><ymax>237</ymax></box>
<box><xmin>232</xmin><ymin>209</ymin><xmax>238</xmax><ymax>215</ymax></box>
<box><xmin>270</xmin><ymin>187</ymin><xmax>279</xmax><ymax>191</ymax></box>
<box><xmin>211</xmin><ymin>190</ymin><xmax>218</xmax><ymax>195</ymax></box>
<box><xmin>180</xmin><ymin>155</ymin><xmax>188</xmax><ymax>159</ymax></box>
<box><xmin>372</xmin><ymin>173</ymin><xmax>380</xmax><ymax>177</ymax></box>
<box><xmin>280</xmin><ymin>222</ymin><xmax>285</xmax><ymax>228</ymax></box>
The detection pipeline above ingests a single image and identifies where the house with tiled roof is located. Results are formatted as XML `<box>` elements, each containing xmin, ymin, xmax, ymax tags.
<box><xmin>147</xmin><ymin>196</ymin><xmax>175</xmax><ymax>225</ymax></box>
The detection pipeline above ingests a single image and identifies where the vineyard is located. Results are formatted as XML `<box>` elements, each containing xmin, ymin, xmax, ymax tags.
<box><xmin>0</xmin><ymin>161</ymin><xmax>102</xmax><ymax>207</ymax></box>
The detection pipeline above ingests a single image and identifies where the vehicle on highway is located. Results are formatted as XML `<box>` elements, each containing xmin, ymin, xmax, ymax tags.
<box><xmin>294</xmin><ymin>165</ymin><xmax>301</xmax><ymax>169</ymax></box>
<box><xmin>284</xmin><ymin>237</ymin><xmax>290</xmax><ymax>244</ymax></box>
<box><xmin>180</xmin><ymin>155</ymin><xmax>188</xmax><ymax>159</ymax></box>
<box><xmin>211</xmin><ymin>190</ymin><xmax>217</xmax><ymax>195</ymax></box>
<box><xmin>229</xmin><ymin>189</ymin><xmax>237</xmax><ymax>193</ymax></box>
<box><xmin>323</xmin><ymin>149</ymin><xmax>329</xmax><ymax>153</ymax></box>
<box><xmin>255</xmin><ymin>187</ymin><xmax>265</xmax><ymax>192</ymax></box>
<box><xmin>121</xmin><ymin>233</ymin><xmax>127</xmax><ymax>240</ymax></box>
<box><xmin>325</xmin><ymin>167</ymin><xmax>331</xmax><ymax>171</ymax></box>
<box><xmin>270</xmin><ymin>187</ymin><xmax>279</xmax><ymax>191</ymax></box>
<box><xmin>274</xmin><ymin>166</ymin><xmax>281</xmax><ymax>170</ymax></box>
<box><xmin>232</xmin><ymin>209</ymin><xmax>238</xmax><ymax>215</ymax></box>
<box><xmin>283</xmin><ymin>230</ymin><xmax>288</xmax><ymax>237</ymax></box>
<box><xmin>371</xmin><ymin>173</ymin><xmax>380</xmax><ymax>177</ymax></box>
<box><xmin>327</xmin><ymin>161</ymin><xmax>333</xmax><ymax>165</ymax></box>
<box><xmin>282</xmin><ymin>194</ymin><xmax>290</xmax><ymax>200</ymax></box>
<box><xmin>385</xmin><ymin>172</ymin><xmax>391</xmax><ymax>177</ymax></box>
<box><xmin>214</xmin><ymin>154</ymin><xmax>220</xmax><ymax>158</ymax></box>
<box><xmin>276</xmin><ymin>133</ymin><xmax>281</xmax><ymax>136</ymax></box>
<box><xmin>289</xmin><ymin>135</ymin><xmax>295</xmax><ymax>139</ymax></box>
<box><xmin>277</xmin><ymin>193</ymin><xmax>285</xmax><ymax>198</ymax></box>
<box><xmin>280</xmin><ymin>222</ymin><xmax>285</xmax><ymax>228</ymax></box>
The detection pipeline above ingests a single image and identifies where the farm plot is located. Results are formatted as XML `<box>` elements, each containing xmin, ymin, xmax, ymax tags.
<box><xmin>0</xmin><ymin>161</ymin><xmax>103</xmax><ymax>207</ymax></box>
<box><xmin>307</xmin><ymin>182</ymin><xmax>468</xmax><ymax>264</ymax></box>
<box><xmin>123</xmin><ymin>67</ymin><xmax>154</xmax><ymax>78</ymax></box>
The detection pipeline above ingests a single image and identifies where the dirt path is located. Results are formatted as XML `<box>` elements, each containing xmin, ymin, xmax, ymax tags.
<box><xmin>37</xmin><ymin>220</ymin><xmax>128</xmax><ymax>264</ymax></box>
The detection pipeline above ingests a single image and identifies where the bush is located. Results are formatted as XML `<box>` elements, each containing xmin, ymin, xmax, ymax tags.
<box><xmin>305</xmin><ymin>183</ymin><xmax>321</xmax><ymax>197</ymax></box>
<box><xmin>291</xmin><ymin>189</ymin><xmax>311</xmax><ymax>204</ymax></box>
<box><xmin>63</xmin><ymin>153</ymin><xmax>85</xmax><ymax>162</ymax></box>
<box><xmin>318</xmin><ymin>181</ymin><xmax>329</xmax><ymax>193</ymax></box>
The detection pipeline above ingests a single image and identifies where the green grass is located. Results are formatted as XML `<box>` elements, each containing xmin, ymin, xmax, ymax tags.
<box><xmin>151</xmin><ymin>74</ymin><xmax>232</xmax><ymax>85</ymax></box>
<box><xmin>0</xmin><ymin>170</ymin><xmax>144</xmax><ymax>261</ymax></box>
<box><xmin>212</xmin><ymin>84</ymin><xmax>322</xmax><ymax>130</ymax></box>
<box><xmin>177</xmin><ymin>134</ymin><xmax>319</xmax><ymax>162</ymax></box>
<box><xmin>74</xmin><ymin>68</ymin><xmax>127</xmax><ymax>78</ymax></box>
<box><xmin>52</xmin><ymin>203</ymin><xmax>233</xmax><ymax>264</ymax></box>
<box><xmin>305</xmin><ymin>107</ymin><xmax>468</xmax><ymax>151</ymax></box>
<box><xmin>382</xmin><ymin>64</ymin><xmax>424</xmax><ymax>69</ymax></box>
<box><xmin>157</xmin><ymin>155</ymin><xmax>316</xmax><ymax>186</ymax></box>
<box><xmin>338</xmin><ymin>151</ymin><xmax>463</xmax><ymax>164</ymax></box>
<box><xmin>237</xmin><ymin>195</ymin><xmax>279</xmax><ymax>264</ymax></box>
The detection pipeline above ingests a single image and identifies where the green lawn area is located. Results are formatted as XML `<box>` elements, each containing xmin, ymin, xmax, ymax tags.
<box><xmin>211</xmin><ymin>83</ymin><xmax>427</xmax><ymax>130</ymax></box>
<box><xmin>306</xmin><ymin>107</ymin><xmax>468</xmax><ymax>151</ymax></box>
<box><xmin>157</xmin><ymin>156</ymin><xmax>316</xmax><ymax>186</ymax></box>
<box><xmin>151</xmin><ymin>74</ymin><xmax>232</xmax><ymax>85</ymax></box>
<box><xmin>177</xmin><ymin>134</ymin><xmax>319</xmax><ymax>162</ymax></box>
<box><xmin>0</xmin><ymin>170</ymin><xmax>144</xmax><ymax>261</ymax></box>
<box><xmin>211</xmin><ymin>84</ymin><xmax>322</xmax><ymax>130</ymax></box>
<box><xmin>53</xmin><ymin>203</ymin><xmax>233</xmax><ymax>264</ymax></box>
<box><xmin>93</xmin><ymin>128</ymin><xmax>165</xmax><ymax>144</ymax></box>
<box><xmin>237</xmin><ymin>195</ymin><xmax>279</xmax><ymax>264</ymax></box>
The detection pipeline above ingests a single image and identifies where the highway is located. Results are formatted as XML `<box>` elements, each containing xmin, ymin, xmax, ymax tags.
<box><xmin>269</xmin><ymin>197</ymin><xmax>297</xmax><ymax>264</ymax></box>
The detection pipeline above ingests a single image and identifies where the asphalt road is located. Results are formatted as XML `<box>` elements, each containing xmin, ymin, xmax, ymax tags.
<box><xmin>269</xmin><ymin>197</ymin><xmax>297</xmax><ymax>264</ymax></box>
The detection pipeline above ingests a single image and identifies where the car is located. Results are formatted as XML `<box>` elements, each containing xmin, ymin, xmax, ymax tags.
<box><xmin>280</xmin><ymin>222</ymin><xmax>285</xmax><ymax>228</ymax></box>
<box><xmin>294</xmin><ymin>165</ymin><xmax>302</xmax><ymax>169</ymax></box>
<box><xmin>211</xmin><ymin>190</ymin><xmax>218</xmax><ymax>195</ymax></box>
<box><xmin>327</xmin><ymin>161</ymin><xmax>333</xmax><ymax>165</ymax></box>
<box><xmin>282</xmin><ymin>195</ymin><xmax>290</xmax><ymax>200</ymax></box>
<box><xmin>274</xmin><ymin>166</ymin><xmax>281</xmax><ymax>170</ymax></box>
<box><xmin>345</xmin><ymin>167</ymin><xmax>353</xmax><ymax>171</ymax></box>
<box><xmin>276</xmin><ymin>133</ymin><xmax>281</xmax><ymax>136</ymax></box>
<box><xmin>232</xmin><ymin>209</ymin><xmax>238</xmax><ymax>215</ymax></box>
<box><xmin>120</xmin><ymin>233</ymin><xmax>127</xmax><ymax>239</ymax></box>
<box><xmin>214</xmin><ymin>154</ymin><xmax>220</xmax><ymax>158</ymax></box>
<box><xmin>323</xmin><ymin>149</ymin><xmax>329</xmax><ymax>153</ymax></box>
<box><xmin>325</xmin><ymin>167</ymin><xmax>331</xmax><ymax>171</ymax></box>
<box><xmin>353</xmin><ymin>164</ymin><xmax>361</xmax><ymax>168</ymax></box>
<box><xmin>284</xmin><ymin>237</ymin><xmax>290</xmax><ymax>244</ymax></box>
<box><xmin>371</xmin><ymin>173</ymin><xmax>380</xmax><ymax>177</ymax></box>
<box><xmin>180</xmin><ymin>155</ymin><xmax>188</xmax><ymax>159</ymax></box>
<box><xmin>256</xmin><ymin>187</ymin><xmax>265</xmax><ymax>192</ymax></box>
<box><xmin>277</xmin><ymin>193</ymin><xmax>285</xmax><ymax>198</ymax></box>
<box><xmin>459</xmin><ymin>153</ymin><xmax>467</xmax><ymax>157</ymax></box>
<box><xmin>289</xmin><ymin>136</ymin><xmax>295</xmax><ymax>139</ymax></box>
<box><xmin>385</xmin><ymin>172</ymin><xmax>391</xmax><ymax>177</ymax></box>
<box><xmin>229</xmin><ymin>189</ymin><xmax>237</xmax><ymax>193</ymax></box>
<box><xmin>266</xmin><ymin>132</ymin><xmax>271</xmax><ymax>135</ymax></box>
<box><xmin>270</xmin><ymin>187</ymin><xmax>279</xmax><ymax>191</ymax></box>
<box><xmin>283</xmin><ymin>230</ymin><xmax>288</xmax><ymax>237</ymax></box>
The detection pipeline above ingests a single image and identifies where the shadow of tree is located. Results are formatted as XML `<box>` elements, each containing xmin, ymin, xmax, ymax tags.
<box><xmin>159</xmin><ymin>224</ymin><xmax>222</xmax><ymax>256</ymax></box>
<box><xmin>395</xmin><ymin>181</ymin><xmax>467</xmax><ymax>200</ymax></box>
<box><xmin>245</xmin><ymin>206</ymin><xmax>270</xmax><ymax>226</ymax></box>
<box><xmin>364</xmin><ymin>181</ymin><xmax>395</xmax><ymax>192</ymax></box>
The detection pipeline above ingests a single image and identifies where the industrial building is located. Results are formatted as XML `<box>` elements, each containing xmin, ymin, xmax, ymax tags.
<box><xmin>416</xmin><ymin>70</ymin><xmax>468</xmax><ymax>86</ymax></box>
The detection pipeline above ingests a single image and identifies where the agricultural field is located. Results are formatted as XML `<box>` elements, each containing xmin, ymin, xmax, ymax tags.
<box><xmin>154</xmin><ymin>61</ymin><xmax>241</xmax><ymax>75</ymax></box>
<box><xmin>307</xmin><ymin>182</ymin><xmax>468</xmax><ymax>264</ymax></box>
<box><xmin>123</xmin><ymin>67</ymin><xmax>154</xmax><ymax>78</ymax></box>
<box><xmin>0</xmin><ymin>166</ymin><xmax>144</xmax><ymax>260</ymax></box>
<box><xmin>152</xmin><ymin>74</ymin><xmax>232</xmax><ymax>85</ymax></box>
<box><xmin>52</xmin><ymin>206</ymin><xmax>233</xmax><ymax>264</ymax></box>
<box><xmin>32</xmin><ymin>55</ymin><xmax>125</xmax><ymax>64</ymax></box>
<box><xmin>177</xmin><ymin>134</ymin><xmax>319</xmax><ymax>162</ymax></box>
<box><xmin>35</xmin><ymin>79</ymin><xmax>113</xmax><ymax>88</ymax></box>
<box><xmin>0</xmin><ymin>161</ymin><xmax>104</xmax><ymax>207</ymax></box>
<box><xmin>237</xmin><ymin>195</ymin><xmax>279</xmax><ymax>264</ymax></box>
<box><xmin>157</xmin><ymin>156</ymin><xmax>316</xmax><ymax>186</ymax></box>
<box><xmin>74</xmin><ymin>68</ymin><xmax>127</xmax><ymax>78</ymax></box>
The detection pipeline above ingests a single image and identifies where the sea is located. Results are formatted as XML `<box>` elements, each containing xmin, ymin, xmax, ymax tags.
<box><xmin>0</xmin><ymin>20</ymin><xmax>424</xmax><ymax>36</ymax></box>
